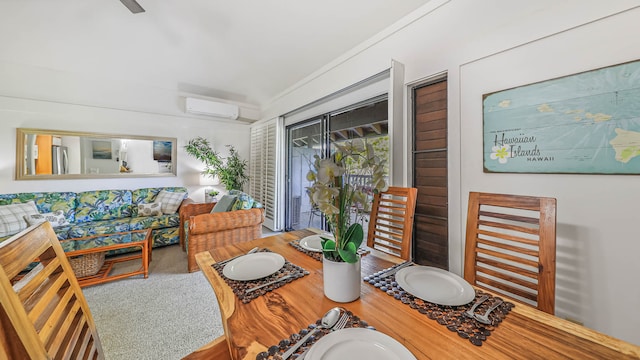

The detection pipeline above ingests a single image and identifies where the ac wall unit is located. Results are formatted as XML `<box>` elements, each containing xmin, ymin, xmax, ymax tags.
<box><xmin>185</xmin><ymin>97</ymin><xmax>239</xmax><ymax>120</ymax></box>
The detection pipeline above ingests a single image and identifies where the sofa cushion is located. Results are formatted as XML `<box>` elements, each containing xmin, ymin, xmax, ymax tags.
<box><xmin>138</xmin><ymin>202</ymin><xmax>163</xmax><ymax>217</ymax></box>
<box><xmin>75</xmin><ymin>190</ymin><xmax>132</xmax><ymax>223</ymax></box>
<box><xmin>67</xmin><ymin>218</ymin><xmax>131</xmax><ymax>239</ymax></box>
<box><xmin>211</xmin><ymin>195</ymin><xmax>237</xmax><ymax>213</ymax></box>
<box><xmin>154</xmin><ymin>190</ymin><xmax>186</xmax><ymax>214</ymax></box>
<box><xmin>152</xmin><ymin>227</ymin><xmax>180</xmax><ymax>247</ymax></box>
<box><xmin>24</xmin><ymin>210</ymin><xmax>70</xmax><ymax>228</ymax></box>
<box><xmin>0</xmin><ymin>224</ymin><xmax>73</xmax><ymax>245</ymax></box>
<box><xmin>131</xmin><ymin>187</ymin><xmax>188</xmax><ymax>217</ymax></box>
<box><xmin>228</xmin><ymin>190</ymin><xmax>254</xmax><ymax>210</ymax></box>
<box><xmin>0</xmin><ymin>201</ymin><xmax>39</xmax><ymax>237</ymax></box>
<box><xmin>129</xmin><ymin>214</ymin><xmax>179</xmax><ymax>231</ymax></box>
<box><xmin>227</xmin><ymin>190</ymin><xmax>263</xmax><ymax>210</ymax></box>
<box><xmin>0</xmin><ymin>192</ymin><xmax>77</xmax><ymax>224</ymax></box>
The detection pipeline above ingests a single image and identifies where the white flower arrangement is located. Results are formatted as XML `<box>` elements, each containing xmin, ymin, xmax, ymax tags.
<box><xmin>306</xmin><ymin>139</ymin><xmax>388</xmax><ymax>263</ymax></box>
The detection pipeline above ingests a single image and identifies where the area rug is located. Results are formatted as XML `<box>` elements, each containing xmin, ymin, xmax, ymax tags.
<box><xmin>82</xmin><ymin>244</ymin><xmax>224</xmax><ymax>360</ymax></box>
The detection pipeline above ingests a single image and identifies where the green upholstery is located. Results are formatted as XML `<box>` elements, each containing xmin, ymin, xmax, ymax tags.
<box><xmin>0</xmin><ymin>192</ymin><xmax>77</xmax><ymax>223</ymax></box>
<box><xmin>75</xmin><ymin>190</ymin><xmax>132</xmax><ymax>222</ymax></box>
<box><xmin>0</xmin><ymin>187</ymin><xmax>188</xmax><ymax>255</ymax></box>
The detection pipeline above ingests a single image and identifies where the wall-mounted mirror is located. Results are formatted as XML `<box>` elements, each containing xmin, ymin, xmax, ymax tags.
<box><xmin>16</xmin><ymin>128</ymin><xmax>177</xmax><ymax>180</ymax></box>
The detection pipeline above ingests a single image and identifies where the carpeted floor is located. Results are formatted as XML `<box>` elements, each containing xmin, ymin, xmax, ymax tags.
<box><xmin>82</xmin><ymin>244</ymin><xmax>224</xmax><ymax>360</ymax></box>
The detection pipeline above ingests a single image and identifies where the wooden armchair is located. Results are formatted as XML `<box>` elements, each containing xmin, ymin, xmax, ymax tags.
<box><xmin>179</xmin><ymin>199</ymin><xmax>215</xmax><ymax>250</ymax></box>
<box><xmin>181</xmin><ymin>203</ymin><xmax>264</xmax><ymax>272</ymax></box>
<box><xmin>0</xmin><ymin>222</ymin><xmax>104</xmax><ymax>359</ymax></box>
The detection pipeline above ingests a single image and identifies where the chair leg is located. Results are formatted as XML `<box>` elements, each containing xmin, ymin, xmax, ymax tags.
<box><xmin>308</xmin><ymin>209</ymin><xmax>314</xmax><ymax>227</ymax></box>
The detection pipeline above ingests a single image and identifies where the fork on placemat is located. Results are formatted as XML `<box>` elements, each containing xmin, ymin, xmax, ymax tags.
<box><xmin>332</xmin><ymin>311</ymin><xmax>350</xmax><ymax>331</ymax></box>
<box><xmin>298</xmin><ymin>312</ymin><xmax>350</xmax><ymax>360</ymax></box>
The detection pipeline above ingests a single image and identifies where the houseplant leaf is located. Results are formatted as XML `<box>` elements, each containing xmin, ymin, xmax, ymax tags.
<box><xmin>342</xmin><ymin>223</ymin><xmax>364</xmax><ymax>250</ymax></box>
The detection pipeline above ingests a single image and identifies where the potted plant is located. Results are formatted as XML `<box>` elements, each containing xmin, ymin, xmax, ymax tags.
<box><xmin>306</xmin><ymin>139</ymin><xmax>387</xmax><ymax>302</ymax></box>
<box><xmin>204</xmin><ymin>189</ymin><xmax>219</xmax><ymax>203</ymax></box>
<box><xmin>185</xmin><ymin>137</ymin><xmax>249</xmax><ymax>190</ymax></box>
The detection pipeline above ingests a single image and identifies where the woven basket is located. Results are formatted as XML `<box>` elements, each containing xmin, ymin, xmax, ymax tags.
<box><xmin>68</xmin><ymin>252</ymin><xmax>105</xmax><ymax>278</ymax></box>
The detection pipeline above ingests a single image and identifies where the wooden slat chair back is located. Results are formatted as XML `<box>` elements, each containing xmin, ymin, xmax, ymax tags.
<box><xmin>0</xmin><ymin>222</ymin><xmax>104</xmax><ymax>360</ymax></box>
<box><xmin>464</xmin><ymin>192</ymin><xmax>557</xmax><ymax>314</ymax></box>
<box><xmin>366</xmin><ymin>186</ymin><xmax>418</xmax><ymax>260</ymax></box>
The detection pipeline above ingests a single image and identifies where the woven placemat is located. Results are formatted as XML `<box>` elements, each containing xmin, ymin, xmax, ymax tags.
<box><xmin>364</xmin><ymin>263</ymin><xmax>515</xmax><ymax>346</ymax></box>
<box><xmin>289</xmin><ymin>239</ymin><xmax>370</xmax><ymax>262</ymax></box>
<box><xmin>256</xmin><ymin>310</ymin><xmax>374</xmax><ymax>360</ymax></box>
<box><xmin>212</xmin><ymin>249</ymin><xmax>309</xmax><ymax>304</ymax></box>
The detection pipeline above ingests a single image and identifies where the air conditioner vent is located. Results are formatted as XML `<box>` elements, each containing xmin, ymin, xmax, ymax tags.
<box><xmin>185</xmin><ymin>97</ymin><xmax>239</xmax><ymax>120</ymax></box>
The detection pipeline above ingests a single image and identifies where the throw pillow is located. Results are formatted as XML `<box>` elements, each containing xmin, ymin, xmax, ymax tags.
<box><xmin>24</xmin><ymin>210</ymin><xmax>70</xmax><ymax>228</ymax></box>
<box><xmin>138</xmin><ymin>202</ymin><xmax>163</xmax><ymax>217</ymax></box>
<box><xmin>154</xmin><ymin>190</ymin><xmax>186</xmax><ymax>214</ymax></box>
<box><xmin>211</xmin><ymin>195</ymin><xmax>237</xmax><ymax>213</ymax></box>
<box><xmin>228</xmin><ymin>190</ymin><xmax>255</xmax><ymax>211</ymax></box>
<box><xmin>0</xmin><ymin>201</ymin><xmax>39</xmax><ymax>237</ymax></box>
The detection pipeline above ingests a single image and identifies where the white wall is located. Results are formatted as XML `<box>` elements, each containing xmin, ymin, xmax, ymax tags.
<box><xmin>0</xmin><ymin>95</ymin><xmax>251</xmax><ymax>202</ymax></box>
<box><xmin>459</xmin><ymin>7</ymin><xmax>640</xmax><ymax>345</ymax></box>
<box><xmin>60</xmin><ymin>135</ymin><xmax>81</xmax><ymax>174</ymax></box>
<box><xmin>0</xmin><ymin>25</ymin><xmax>254</xmax><ymax>201</ymax></box>
<box><xmin>262</xmin><ymin>0</ymin><xmax>640</xmax><ymax>345</ymax></box>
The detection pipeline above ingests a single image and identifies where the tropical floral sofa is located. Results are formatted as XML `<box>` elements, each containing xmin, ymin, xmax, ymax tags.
<box><xmin>0</xmin><ymin>187</ymin><xmax>188</xmax><ymax>254</ymax></box>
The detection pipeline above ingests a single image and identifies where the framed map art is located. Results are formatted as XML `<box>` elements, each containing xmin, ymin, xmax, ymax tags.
<box><xmin>483</xmin><ymin>59</ymin><xmax>640</xmax><ymax>174</ymax></box>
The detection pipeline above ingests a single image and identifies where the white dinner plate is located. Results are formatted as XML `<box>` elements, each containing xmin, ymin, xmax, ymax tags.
<box><xmin>299</xmin><ymin>234</ymin><xmax>334</xmax><ymax>252</ymax></box>
<box><xmin>395</xmin><ymin>266</ymin><xmax>475</xmax><ymax>306</ymax></box>
<box><xmin>222</xmin><ymin>252</ymin><xmax>285</xmax><ymax>281</ymax></box>
<box><xmin>306</xmin><ymin>328</ymin><xmax>416</xmax><ymax>360</ymax></box>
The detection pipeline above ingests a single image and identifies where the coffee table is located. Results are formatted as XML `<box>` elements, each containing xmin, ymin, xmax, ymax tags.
<box><xmin>63</xmin><ymin>228</ymin><xmax>152</xmax><ymax>287</ymax></box>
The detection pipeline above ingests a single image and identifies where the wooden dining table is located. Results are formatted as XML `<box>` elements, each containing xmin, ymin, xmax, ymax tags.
<box><xmin>193</xmin><ymin>229</ymin><xmax>640</xmax><ymax>360</ymax></box>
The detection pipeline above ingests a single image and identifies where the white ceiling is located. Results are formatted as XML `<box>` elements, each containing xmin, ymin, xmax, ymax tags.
<box><xmin>0</xmin><ymin>0</ymin><xmax>432</xmax><ymax>107</ymax></box>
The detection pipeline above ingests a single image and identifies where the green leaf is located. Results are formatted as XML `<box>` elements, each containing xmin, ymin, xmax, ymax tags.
<box><xmin>343</xmin><ymin>223</ymin><xmax>364</xmax><ymax>249</ymax></box>
<box><xmin>322</xmin><ymin>239</ymin><xmax>336</xmax><ymax>251</ymax></box>
<box><xmin>338</xmin><ymin>246</ymin><xmax>358</xmax><ymax>263</ymax></box>
<box><xmin>344</xmin><ymin>241</ymin><xmax>358</xmax><ymax>253</ymax></box>
<box><xmin>321</xmin><ymin>239</ymin><xmax>341</xmax><ymax>261</ymax></box>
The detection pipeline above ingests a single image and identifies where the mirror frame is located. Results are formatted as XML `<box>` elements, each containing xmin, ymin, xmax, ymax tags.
<box><xmin>15</xmin><ymin>128</ymin><xmax>178</xmax><ymax>180</ymax></box>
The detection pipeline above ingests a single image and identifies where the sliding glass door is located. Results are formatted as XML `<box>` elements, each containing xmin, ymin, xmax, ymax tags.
<box><xmin>285</xmin><ymin>118</ymin><xmax>326</xmax><ymax>231</ymax></box>
<box><xmin>285</xmin><ymin>97</ymin><xmax>389</xmax><ymax>232</ymax></box>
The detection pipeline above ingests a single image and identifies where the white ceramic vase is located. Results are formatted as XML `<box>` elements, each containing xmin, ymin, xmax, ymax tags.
<box><xmin>322</xmin><ymin>255</ymin><xmax>361</xmax><ymax>303</ymax></box>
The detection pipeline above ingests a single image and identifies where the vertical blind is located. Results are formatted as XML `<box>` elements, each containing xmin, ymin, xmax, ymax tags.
<box><xmin>249</xmin><ymin>118</ymin><xmax>280</xmax><ymax>230</ymax></box>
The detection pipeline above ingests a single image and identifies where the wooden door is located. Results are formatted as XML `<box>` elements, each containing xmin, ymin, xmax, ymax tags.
<box><xmin>35</xmin><ymin>135</ymin><xmax>52</xmax><ymax>175</ymax></box>
<box><xmin>412</xmin><ymin>79</ymin><xmax>448</xmax><ymax>269</ymax></box>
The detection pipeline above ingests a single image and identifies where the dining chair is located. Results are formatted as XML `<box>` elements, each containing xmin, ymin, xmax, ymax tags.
<box><xmin>304</xmin><ymin>188</ymin><xmax>323</xmax><ymax>227</ymax></box>
<box><xmin>366</xmin><ymin>186</ymin><xmax>418</xmax><ymax>260</ymax></box>
<box><xmin>463</xmin><ymin>191</ymin><xmax>557</xmax><ymax>314</ymax></box>
<box><xmin>0</xmin><ymin>222</ymin><xmax>104</xmax><ymax>359</ymax></box>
